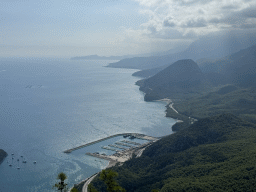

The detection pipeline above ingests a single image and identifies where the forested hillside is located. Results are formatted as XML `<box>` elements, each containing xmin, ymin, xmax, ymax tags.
<box><xmin>91</xmin><ymin>114</ymin><xmax>256</xmax><ymax>192</ymax></box>
<box><xmin>166</xmin><ymin>85</ymin><xmax>256</xmax><ymax>130</ymax></box>
<box><xmin>137</xmin><ymin>59</ymin><xmax>210</xmax><ymax>101</ymax></box>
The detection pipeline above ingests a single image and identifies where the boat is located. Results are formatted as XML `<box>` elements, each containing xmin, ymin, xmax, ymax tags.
<box><xmin>33</xmin><ymin>161</ymin><xmax>36</xmax><ymax>164</ymax></box>
<box><xmin>17</xmin><ymin>167</ymin><xmax>20</xmax><ymax>169</ymax></box>
<box><xmin>9</xmin><ymin>164</ymin><xmax>12</xmax><ymax>167</ymax></box>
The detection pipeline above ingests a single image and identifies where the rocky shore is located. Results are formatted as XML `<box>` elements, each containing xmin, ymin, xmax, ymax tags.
<box><xmin>0</xmin><ymin>149</ymin><xmax>8</xmax><ymax>164</ymax></box>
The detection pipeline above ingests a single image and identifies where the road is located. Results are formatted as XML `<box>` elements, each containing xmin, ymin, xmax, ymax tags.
<box><xmin>82</xmin><ymin>173</ymin><xmax>99</xmax><ymax>192</ymax></box>
<box><xmin>169</xmin><ymin>103</ymin><xmax>179</xmax><ymax>114</ymax></box>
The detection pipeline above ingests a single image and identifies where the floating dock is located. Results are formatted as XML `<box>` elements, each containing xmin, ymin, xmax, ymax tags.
<box><xmin>120</xmin><ymin>140</ymin><xmax>141</xmax><ymax>145</ymax></box>
<box><xmin>64</xmin><ymin>133</ymin><xmax>158</xmax><ymax>153</ymax></box>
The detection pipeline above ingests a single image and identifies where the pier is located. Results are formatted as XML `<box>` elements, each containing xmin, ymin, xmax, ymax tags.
<box><xmin>64</xmin><ymin>133</ymin><xmax>158</xmax><ymax>153</ymax></box>
<box><xmin>120</xmin><ymin>140</ymin><xmax>141</xmax><ymax>145</ymax></box>
<box><xmin>115</xmin><ymin>142</ymin><xmax>134</xmax><ymax>148</ymax></box>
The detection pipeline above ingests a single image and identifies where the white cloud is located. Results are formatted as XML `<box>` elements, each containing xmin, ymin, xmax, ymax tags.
<box><xmin>131</xmin><ymin>0</ymin><xmax>256</xmax><ymax>40</ymax></box>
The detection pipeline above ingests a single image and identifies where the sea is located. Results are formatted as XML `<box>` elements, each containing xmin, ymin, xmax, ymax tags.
<box><xmin>0</xmin><ymin>58</ymin><xmax>175</xmax><ymax>192</ymax></box>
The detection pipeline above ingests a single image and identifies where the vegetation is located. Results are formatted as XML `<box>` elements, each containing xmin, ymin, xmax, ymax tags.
<box><xmin>88</xmin><ymin>170</ymin><xmax>126</xmax><ymax>192</ymax></box>
<box><xmin>81</xmin><ymin>45</ymin><xmax>256</xmax><ymax>192</ymax></box>
<box><xmin>166</xmin><ymin>86</ymin><xmax>256</xmax><ymax>124</ymax></box>
<box><xmin>0</xmin><ymin>149</ymin><xmax>8</xmax><ymax>164</ymax></box>
<box><xmin>137</xmin><ymin>59</ymin><xmax>211</xmax><ymax>101</ymax></box>
<box><xmin>91</xmin><ymin>114</ymin><xmax>256</xmax><ymax>191</ymax></box>
<box><xmin>53</xmin><ymin>172</ymin><xmax>68</xmax><ymax>192</ymax></box>
<box><xmin>70</xmin><ymin>188</ymin><xmax>79</xmax><ymax>192</ymax></box>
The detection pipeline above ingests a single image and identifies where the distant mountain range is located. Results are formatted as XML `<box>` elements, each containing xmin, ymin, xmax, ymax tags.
<box><xmin>134</xmin><ymin>43</ymin><xmax>256</xmax><ymax>101</ymax></box>
<box><xmin>70</xmin><ymin>45</ymin><xmax>187</xmax><ymax>61</ymax></box>
<box><xmin>107</xmin><ymin>30</ymin><xmax>256</xmax><ymax>70</ymax></box>
<box><xmin>198</xmin><ymin>44</ymin><xmax>256</xmax><ymax>87</ymax></box>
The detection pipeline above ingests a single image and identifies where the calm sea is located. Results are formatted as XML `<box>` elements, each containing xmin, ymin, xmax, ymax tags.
<box><xmin>0</xmin><ymin>58</ymin><xmax>175</xmax><ymax>192</ymax></box>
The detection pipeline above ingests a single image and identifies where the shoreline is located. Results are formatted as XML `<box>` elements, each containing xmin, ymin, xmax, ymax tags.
<box><xmin>70</xmin><ymin>134</ymin><xmax>159</xmax><ymax>192</ymax></box>
<box><xmin>0</xmin><ymin>149</ymin><xmax>8</xmax><ymax>165</ymax></box>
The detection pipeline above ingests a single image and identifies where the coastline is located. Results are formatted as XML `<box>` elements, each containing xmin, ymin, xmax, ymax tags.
<box><xmin>70</xmin><ymin>134</ymin><xmax>159</xmax><ymax>192</ymax></box>
<box><xmin>71</xmin><ymin>70</ymin><xmax>175</xmax><ymax>191</ymax></box>
<box><xmin>0</xmin><ymin>149</ymin><xmax>8</xmax><ymax>165</ymax></box>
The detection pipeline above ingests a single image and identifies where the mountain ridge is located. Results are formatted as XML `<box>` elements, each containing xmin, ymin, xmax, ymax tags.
<box><xmin>107</xmin><ymin>31</ymin><xmax>256</xmax><ymax>70</ymax></box>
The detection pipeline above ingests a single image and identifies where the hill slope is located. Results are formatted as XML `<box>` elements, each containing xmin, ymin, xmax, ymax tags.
<box><xmin>91</xmin><ymin>114</ymin><xmax>256</xmax><ymax>192</ymax></box>
<box><xmin>198</xmin><ymin>44</ymin><xmax>256</xmax><ymax>87</ymax></box>
<box><xmin>166</xmin><ymin>86</ymin><xmax>256</xmax><ymax>124</ymax></box>
<box><xmin>137</xmin><ymin>59</ymin><xmax>209</xmax><ymax>101</ymax></box>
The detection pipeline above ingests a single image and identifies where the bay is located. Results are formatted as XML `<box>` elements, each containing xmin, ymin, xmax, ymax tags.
<box><xmin>0</xmin><ymin>58</ymin><xmax>175</xmax><ymax>192</ymax></box>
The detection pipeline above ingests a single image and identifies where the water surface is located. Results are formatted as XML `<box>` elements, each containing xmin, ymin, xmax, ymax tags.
<box><xmin>0</xmin><ymin>58</ymin><xmax>175</xmax><ymax>191</ymax></box>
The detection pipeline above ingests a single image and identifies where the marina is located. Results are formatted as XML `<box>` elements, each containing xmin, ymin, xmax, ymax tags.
<box><xmin>64</xmin><ymin>133</ymin><xmax>158</xmax><ymax>153</ymax></box>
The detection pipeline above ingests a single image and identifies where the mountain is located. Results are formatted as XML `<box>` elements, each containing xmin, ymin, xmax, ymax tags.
<box><xmin>107</xmin><ymin>30</ymin><xmax>256</xmax><ymax>70</ymax></box>
<box><xmin>198</xmin><ymin>44</ymin><xmax>256</xmax><ymax>87</ymax></box>
<box><xmin>132</xmin><ymin>64</ymin><xmax>169</xmax><ymax>78</ymax></box>
<box><xmin>70</xmin><ymin>55</ymin><xmax>125</xmax><ymax>60</ymax></box>
<box><xmin>70</xmin><ymin>46</ymin><xmax>187</xmax><ymax>61</ymax></box>
<box><xmin>91</xmin><ymin>114</ymin><xmax>256</xmax><ymax>192</ymax></box>
<box><xmin>137</xmin><ymin>59</ymin><xmax>209</xmax><ymax>101</ymax></box>
<box><xmin>0</xmin><ymin>149</ymin><xmax>7</xmax><ymax>164</ymax></box>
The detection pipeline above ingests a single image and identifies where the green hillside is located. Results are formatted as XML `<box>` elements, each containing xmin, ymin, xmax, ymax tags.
<box><xmin>166</xmin><ymin>86</ymin><xmax>256</xmax><ymax>124</ymax></box>
<box><xmin>91</xmin><ymin>114</ymin><xmax>256</xmax><ymax>191</ymax></box>
<box><xmin>137</xmin><ymin>59</ymin><xmax>211</xmax><ymax>101</ymax></box>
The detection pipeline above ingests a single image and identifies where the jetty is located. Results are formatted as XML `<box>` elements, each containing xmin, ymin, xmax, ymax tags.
<box><xmin>120</xmin><ymin>140</ymin><xmax>141</xmax><ymax>145</ymax></box>
<box><xmin>64</xmin><ymin>133</ymin><xmax>158</xmax><ymax>153</ymax></box>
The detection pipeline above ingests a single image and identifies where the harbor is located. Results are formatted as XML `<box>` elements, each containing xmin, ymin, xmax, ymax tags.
<box><xmin>64</xmin><ymin>133</ymin><xmax>158</xmax><ymax>154</ymax></box>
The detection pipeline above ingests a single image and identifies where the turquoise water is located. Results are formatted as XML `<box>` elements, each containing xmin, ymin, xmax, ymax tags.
<box><xmin>0</xmin><ymin>58</ymin><xmax>175</xmax><ymax>192</ymax></box>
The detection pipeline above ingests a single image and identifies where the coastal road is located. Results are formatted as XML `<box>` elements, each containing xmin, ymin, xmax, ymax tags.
<box><xmin>82</xmin><ymin>173</ymin><xmax>99</xmax><ymax>192</ymax></box>
<box><xmin>169</xmin><ymin>103</ymin><xmax>179</xmax><ymax>114</ymax></box>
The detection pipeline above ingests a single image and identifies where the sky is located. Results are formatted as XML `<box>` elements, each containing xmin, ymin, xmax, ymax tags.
<box><xmin>0</xmin><ymin>0</ymin><xmax>256</xmax><ymax>58</ymax></box>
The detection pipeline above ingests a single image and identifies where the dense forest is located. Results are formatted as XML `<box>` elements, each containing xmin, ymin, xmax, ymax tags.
<box><xmin>91</xmin><ymin>114</ymin><xmax>256</xmax><ymax>191</ymax></box>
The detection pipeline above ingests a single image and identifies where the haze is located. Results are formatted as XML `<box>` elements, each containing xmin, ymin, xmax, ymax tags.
<box><xmin>1</xmin><ymin>0</ymin><xmax>256</xmax><ymax>58</ymax></box>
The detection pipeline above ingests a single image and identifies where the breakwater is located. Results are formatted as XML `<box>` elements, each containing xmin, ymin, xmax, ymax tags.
<box><xmin>64</xmin><ymin>133</ymin><xmax>158</xmax><ymax>153</ymax></box>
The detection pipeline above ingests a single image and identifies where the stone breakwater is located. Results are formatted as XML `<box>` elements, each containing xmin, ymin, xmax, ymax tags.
<box><xmin>63</xmin><ymin>133</ymin><xmax>158</xmax><ymax>154</ymax></box>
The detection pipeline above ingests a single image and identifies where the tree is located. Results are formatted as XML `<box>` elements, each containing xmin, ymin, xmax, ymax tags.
<box><xmin>53</xmin><ymin>172</ymin><xmax>68</xmax><ymax>192</ymax></box>
<box><xmin>70</xmin><ymin>188</ymin><xmax>79</xmax><ymax>192</ymax></box>
<box><xmin>99</xmin><ymin>170</ymin><xmax>126</xmax><ymax>192</ymax></box>
<box><xmin>88</xmin><ymin>183</ymin><xmax>99</xmax><ymax>192</ymax></box>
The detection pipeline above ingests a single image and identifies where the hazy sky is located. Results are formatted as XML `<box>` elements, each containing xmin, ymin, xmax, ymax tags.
<box><xmin>1</xmin><ymin>0</ymin><xmax>256</xmax><ymax>57</ymax></box>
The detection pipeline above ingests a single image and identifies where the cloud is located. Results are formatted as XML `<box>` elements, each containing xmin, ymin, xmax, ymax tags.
<box><xmin>132</xmin><ymin>0</ymin><xmax>256</xmax><ymax>40</ymax></box>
